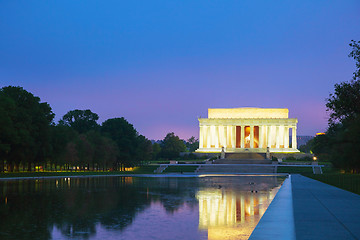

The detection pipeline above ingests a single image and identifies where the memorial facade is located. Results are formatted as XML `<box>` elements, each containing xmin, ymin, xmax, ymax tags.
<box><xmin>196</xmin><ymin>108</ymin><xmax>299</xmax><ymax>153</ymax></box>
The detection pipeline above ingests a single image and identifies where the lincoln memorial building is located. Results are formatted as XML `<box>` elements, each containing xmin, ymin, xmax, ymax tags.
<box><xmin>196</xmin><ymin>107</ymin><xmax>299</xmax><ymax>153</ymax></box>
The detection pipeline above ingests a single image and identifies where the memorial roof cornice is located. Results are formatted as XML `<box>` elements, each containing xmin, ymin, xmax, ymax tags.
<box><xmin>198</xmin><ymin>117</ymin><xmax>298</xmax><ymax>126</ymax></box>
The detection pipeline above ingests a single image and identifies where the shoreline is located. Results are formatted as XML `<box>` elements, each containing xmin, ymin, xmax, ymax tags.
<box><xmin>0</xmin><ymin>172</ymin><xmax>289</xmax><ymax>181</ymax></box>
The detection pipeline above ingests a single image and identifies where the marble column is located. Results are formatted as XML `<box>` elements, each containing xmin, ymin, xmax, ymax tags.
<box><xmin>210</xmin><ymin>126</ymin><xmax>215</xmax><ymax>148</ymax></box>
<box><xmin>292</xmin><ymin>127</ymin><xmax>297</xmax><ymax>149</ymax></box>
<box><xmin>240</xmin><ymin>126</ymin><xmax>245</xmax><ymax>148</ymax></box>
<box><xmin>218</xmin><ymin>125</ymin><xmax>223</xmax><ymax>147</ymax></box>
<box><xmin>206</xmin><ymin>126</ymin><xmax>211</xmax><ymax>148</ymax></box>
<box><xmin>223</xmin><ymin>126</ymin><xmax>227</xmax><ymax>149</ymax></box>
<box><xmin>259</xmin><ymin>125</ymin><xmax>263</xmax><ymax>148</ymax></box>
<box><xmin>267</xmin><ymin>126</ymin><xmax>271</xmax><ymax>148</ymax></box>
<box><xmin>227</xmin><ymin>126</ymin><xmax>231</xmax><ymax>148</ymax></box>
<box><xmin>232</xmin><ymin>126</ymin><xmax>236</xmax><ymax>148</ymax></box>
<box><xmin>199</xmin><ymin>125</ymin><xmax>204</xmax><ymax>148</ymax></box>
<box><xmin>275</xmin><ymin>126</ymin><xmax>280</xmax><ymax>148</ymax></box>
<box><xmin>284</xmin><ymin>126</ymin><xmax>289</xmax><ymax>148</ymax></box>
<box><xmin>250</xmin><ymin>126</ymin><xmax>254</xmax><ymax>148</ymax></box>
<box><xmin>215</xmin><ymin>126</ymin><xmax>219</xmax><ymax>148</ymax></box>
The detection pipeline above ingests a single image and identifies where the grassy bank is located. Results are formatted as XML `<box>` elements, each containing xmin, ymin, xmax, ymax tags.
<box><xmin>282</xmin><ymin>160</ymin><xmax>332</xmax><ymax>166</ymax></box>
<box><xmin>149</xmin><ymin>159</ymin><xmax>206</xmax><ymax>164</ymax></box>
<box><xmin>162</xmin><ymin>165</ymin><xmax>198</xmax><ymax>173</ymax></box>
<box><xmin>278</xmin><ymin>165</ymin><xmax>360</xmax><ymax>195</ymax></box>
<box><xmin>277</xmin><ymin>165</ymin><xmax>337</xmax><ymax>174</ymax></box>
<box><xmin>0</xmin><ymin>165</ymin><xmax>160</xmax><ymax>178</ymax></box>
<box><xmin>303</xmin><ymin>172</ymin><xmax>360</xmax><ymax>195</ymax></box>
<box><xmin>277</xmin><ymin>166</ymin><xmax>314</xmax><ymax>174</ymax></box>
<box><xmin>0</xmin><ymin>164</ymin><xmax>202</xmax><ymax>178</ymax></box>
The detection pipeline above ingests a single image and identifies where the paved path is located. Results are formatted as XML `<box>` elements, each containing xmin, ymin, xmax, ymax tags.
<box><xmin>291</xmin><ymin>174</ymin><xmax>360</xmax><ymax>240</ymax></box>
<box><xmin>251</xmin><ymin>174</ymin><xmax>360</xmax><ymax>240</ymax></box>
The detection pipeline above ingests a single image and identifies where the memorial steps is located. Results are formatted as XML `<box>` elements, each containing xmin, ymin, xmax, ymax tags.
<box><xmin>213</xmin><ymin>159</ymin><xmax>272</xmax><ymax>164</ymax></box>
<box><xmin>155</xmin><ymin>152</ymin><xmax>276</xmax><ymax>174</ymax></box>
<box><xmin>197</xmin><ymin>152</ymin><xmax>274</xmax><ymax>173</ymax></box>
<box><xmin>195</xmin><ymin>165</ymin><xmax>276</xmax><ymax>174</ymax></box>
<box><xmin>225</xmin><ymin>152</ymin><xmax>266</xmax><ymax>160</ymax></box>
<box><xmin>212</xmin><ymin>152</ymin><xmax>271</xmax><ymax>164</ymax></box>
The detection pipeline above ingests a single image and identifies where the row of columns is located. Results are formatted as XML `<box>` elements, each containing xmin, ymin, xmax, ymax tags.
<box><xmin>197</xmin><ymin>189</ymin><xmax>277</xmax><ymax>228</ymax></box>
<box><xmin>199</xmin><ymin>125</ymin><xmax>297</xmax><ymax>150</ymax></box>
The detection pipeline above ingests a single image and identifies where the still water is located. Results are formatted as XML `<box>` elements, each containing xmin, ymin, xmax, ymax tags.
<box><xmin>0</xmin><ymin>176</ymin><xmax>284</xmax><ymax>240</ymax></box>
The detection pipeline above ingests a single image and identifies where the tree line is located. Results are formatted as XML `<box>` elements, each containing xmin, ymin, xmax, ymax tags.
<box><xmin>303</xmin><ymin>40</ymin><xmax>360</xmax><ymax>173</ymax></box>
<box><xmin>0</xmin><ymin>86</ymin><xmax>198</xmax><ymax>172</ymax></box>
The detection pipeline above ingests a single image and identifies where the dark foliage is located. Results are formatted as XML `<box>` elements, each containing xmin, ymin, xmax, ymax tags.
<box><xmin>60</xmin><ymin>109</ymin><xmax>99</xmax><ymax>134</ymax></box>
<box><xmin>101</xmin><ymin>118</ymin><xmax>152</xmax><ymax>169</ymax></box>
<box><xmin>160</xmin><ymin>132</ymin><xmax>186</xmax><ymax>159</ymax></box>
<box><xmin>314</xmin><ymin>40</ymin><xmax>360</xmax><ymax>172</ymax></box>
<box><xmin>0</xmin><ymin>87</ymin><xmax>152</xmax><ymax>172</ymax></box>
<box><xmin>0</xmin><ymin>86</ymin><xmax>54</xmax><ymax>171</ymax></box>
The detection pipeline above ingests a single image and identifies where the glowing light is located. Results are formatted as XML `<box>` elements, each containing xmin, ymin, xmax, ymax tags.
<box><xmin>313</xmin><ymin>156</ymin><xmax>317</xmax><ymax>161</ymax></box>
<box><xmin>196</xmin><ymin>186</ymin><xmax>281</xmax><ymax>240</ymax></box>
<box><xmin>197</xmin><ymin>107</ymin><xmax>300</xmax><ymax>153</ymax></box>
<box><xmin>316</xmin><ymin>132</ymin><xmax>325</xmax><ymax>136</ymax></box>
<box><xmin>208</xmin><ymin>108</ymin><xmax>289</xmax><ymax>119</ymax></box>
<box><xmin>245</xmin><ymin>134</ymin><xmax>250</xmax><ymax>143</ymax></box>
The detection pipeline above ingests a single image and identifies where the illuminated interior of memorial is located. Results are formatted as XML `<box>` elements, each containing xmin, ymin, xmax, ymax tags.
<box><xmin>196</xmin><ymin>107</ymin><xmax>299</xmax><ymax>153</ymax></box>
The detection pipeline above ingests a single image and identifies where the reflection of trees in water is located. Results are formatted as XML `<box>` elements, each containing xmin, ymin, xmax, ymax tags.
<box><xmin>0</xmin><ymin>177</ymin><xmax>200</xmax><ymax>240</ymax></box>
<box><xmin>0</xmin><ymin>176</ymin><xmax>283</xmax><ymax>240</ymax></box>
<box><xmin>147</xmin><ymin>177</ymin><xmax>199</xmax><ymax>214</ymax></box>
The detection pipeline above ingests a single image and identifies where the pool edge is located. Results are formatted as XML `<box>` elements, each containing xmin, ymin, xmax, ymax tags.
<box><xmin>249</xmin><ymin>175</ymin><xmax>296</xmax><ymax>240</ymax></box>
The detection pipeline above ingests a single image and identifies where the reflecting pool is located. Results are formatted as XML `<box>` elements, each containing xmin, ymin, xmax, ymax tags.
<box><xmin>0</xmin><ymin>176</ymin><xmax>284</xmax><ymax>240</ymax></box>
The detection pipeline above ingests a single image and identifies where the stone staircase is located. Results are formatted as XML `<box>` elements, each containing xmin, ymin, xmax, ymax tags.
<box><xmin>312</xmin><ymin>165</ymin><xmax>323</xmax><ymax>174</ymax></box>
<box><xmin>154</xmin><ymin>165</ymin><xmax>168</xmax><ymax>173</ymax></box>
<box><xmin>225</xmin><ymin>153</ymin><xmax>266</xmax><ymax>160</ymax></box>
<box><xmin>195</xmin><ymin>165</ymin><xmax>275</xmax><ymax>174</ymax></box>
<box><xmin>213</xmin><ymin>159</ymin><xmax>272</xmax><ymax>164</ymax></box>
<box><xmin>213</xmin><ymin>152</ymin><xmax>271</xmax><ymax>164</ymax></box>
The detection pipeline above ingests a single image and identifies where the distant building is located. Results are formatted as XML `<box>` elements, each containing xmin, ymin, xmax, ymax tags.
<box><xmin>196</xmin><ymin>107</ymin><xmax>299</xmax><ymax>153</ymax></box>
<box><xmin>296</xmin><ymin>136</ymin><xmax>314</xmax><ymax>147</ymax></box>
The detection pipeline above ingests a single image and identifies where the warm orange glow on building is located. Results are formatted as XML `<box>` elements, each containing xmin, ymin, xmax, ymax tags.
<box><xmin>196</xmin><ymin>186</ymin><xmax>281</xmax><ymax>239</ymax></box>
<box><xmin>197</xmin><ymin>107</ymin><xmax>299</xmax><ymax>153</ymax></box>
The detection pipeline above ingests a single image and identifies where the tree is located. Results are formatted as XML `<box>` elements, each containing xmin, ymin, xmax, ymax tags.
<box><xmin>186</xmin><ymin>136</ymin><xmax>199</xmax><ymax>152</ymax></box>
<box><xmin>101</xmin><ymin>118</ymin><xmax>140</xmax><ymax>169</ymax></box>
<box><xmin>136</xmin><ymin>135</ymin><xmax>153</xmax><ymax>164</ymax></box>
<box><xmin>60</xmin><ymin>109</ymin><xmax>99</xmax><ymax>134</ymax></box>
<box><xmin>85</xmin><ymin>130</ymin><xmax>118</xmax><ymax>170</ymax></box>
<box><xmin>0</xmin><ymin>94</ymin><xmax>16</xmax><ymax>171</ymax></box>
<box><xmin>160</xmin><ymin>133</ymin><xmax>186</xmax><ymax>159</ymax></box>
<box><xmin>326</xmin><ymin>40</ymin><xmax>360</xmax><ymax>125</ymax></box>
<box><xmin>326</xmin><ymin>80</ymin><xmax>360</xmax><ymax>125</ymax></box>
<box><xmin>0</xmin><ymin>86</ymin><xmax>54</xmax><ymax>171</ymax></box>
<box><xmin>152</xmin><ymin>143</ymin><xmax>161</xmax><ymax>160</ymax></box>
<box><xmin>322</xmin><ymin>40</ymin><xmax>360</xmax><ymax>172</ymax></box>
<box><xmin>49</xmin><ymin>124</ymin><xmax>78</xmax><ymax>170</ymax></box>
<box><xmin>349</xmin><ymin>40</ymin><xmax>360</xmax><ymax>80</ymax></box>
<box><xmin>309</xmin><ymin>135</ymin><xmax>330</xmax><ymax>161</ymax></box>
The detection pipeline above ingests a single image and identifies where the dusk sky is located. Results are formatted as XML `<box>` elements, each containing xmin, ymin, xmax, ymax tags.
<box><xmin>1</xmin><ymin>1</ymin><xmax>360</xmax><ymax>140</ymax></box>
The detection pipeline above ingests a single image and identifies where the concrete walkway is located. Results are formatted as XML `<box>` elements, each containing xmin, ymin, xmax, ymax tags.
<box><xmin>251</xmin><ymin>174</ymin><xmax>360</xmax><ymax>240</ymax></box>
<box><xmin>291</xmin><ymin>174</ymin><xmax>360</xmax><ymax>240</ymax></box>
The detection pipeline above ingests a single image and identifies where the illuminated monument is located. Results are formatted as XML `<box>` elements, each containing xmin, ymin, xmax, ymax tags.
<box><xmin>196</xmin><ymin>107</ymin><xmax>299</xmax><ymax>153</ymax></box>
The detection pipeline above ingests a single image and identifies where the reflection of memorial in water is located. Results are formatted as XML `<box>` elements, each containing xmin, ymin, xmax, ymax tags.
<box><xmin>196</xmin><ymin>184</ymin><xmax>281</xmax><ymax>240</ymax></box>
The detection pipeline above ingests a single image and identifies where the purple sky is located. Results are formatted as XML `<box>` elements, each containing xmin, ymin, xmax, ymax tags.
<box><xmin>1</xmin><ymin>1</ymin><xmax>360</xmax><ymax>140</ymax></box>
